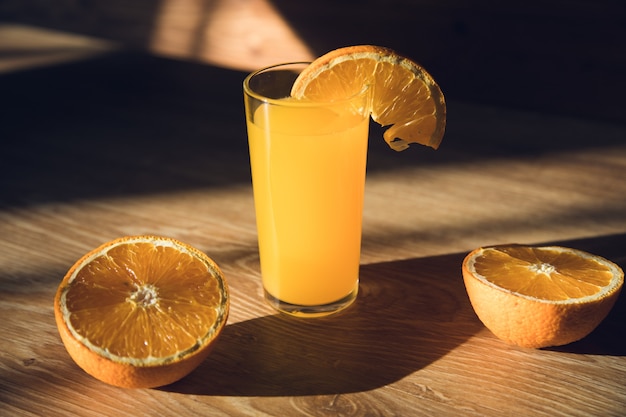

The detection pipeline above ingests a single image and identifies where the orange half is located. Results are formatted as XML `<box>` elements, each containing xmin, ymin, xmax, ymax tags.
<box><xmin>462</xmin><ymin>245</ymin><xmax>623</xmax><ymax>348</ymax></box>
<box><xmin>54</xmin><ymin>235</ymin><xmax>229</xmax><ymax>388</ymax></box>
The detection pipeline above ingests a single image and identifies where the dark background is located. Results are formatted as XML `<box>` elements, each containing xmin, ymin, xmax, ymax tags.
<box><xmin>1</xmin><ymin>0</ymin><xmax>625</xmax><ymax>123</ymax></box>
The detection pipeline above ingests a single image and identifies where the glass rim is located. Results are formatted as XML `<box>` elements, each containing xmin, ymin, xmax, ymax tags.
<box><xmin>243</xmin><ymin>61</ymin><xmax>370</xmax><ymax>106</ymax></box>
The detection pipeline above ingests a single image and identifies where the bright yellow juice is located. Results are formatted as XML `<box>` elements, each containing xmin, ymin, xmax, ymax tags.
<box><xmin>247</xmin><ymin>100</ymin><xmax>369</xmax><ymax>309</ymax></box>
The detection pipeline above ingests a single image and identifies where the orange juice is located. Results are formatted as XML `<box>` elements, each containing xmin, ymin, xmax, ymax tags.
<box><xmin>244</xmin><ymin>62</ymin><xmax>370</xmax><ymax>317</ymax></box>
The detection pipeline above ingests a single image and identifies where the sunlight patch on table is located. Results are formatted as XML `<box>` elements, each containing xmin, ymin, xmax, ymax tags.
<box><xmin>149</xmin><ymin>0</ymin><xmax>314</xmax><ymax>71</ymax></box>
<box><xmin>0</xmin><ymin>24</ymin><xmax>118</xmax><ymax>74</ymax></box>
<box><xmin>361</xmin><ymin>143</ymin><xmax>626</xmax><ymax>260</ymax></box>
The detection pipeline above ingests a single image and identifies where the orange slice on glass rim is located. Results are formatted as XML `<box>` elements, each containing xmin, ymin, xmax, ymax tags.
<box><xmin>291</xmin><ymin>45</ymin><xmax>446</xmax><ymax>151</ymax></box>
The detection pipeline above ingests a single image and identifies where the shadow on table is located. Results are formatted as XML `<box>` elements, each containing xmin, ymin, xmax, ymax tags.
<box><xmin>165</xmin><ymin>250</ymin><xmax>479</xmax><ymax>396</ymax></box>
<box><xmin>165</xmin><ymin>232</ymin><xmax>626</xmax><ymax>396</ymax></box>
<box><xmin>0</xmin><ymin>51</ymin><xmax>253</xmax><ymax>208</ymax></box>
<box><xmin>2</xmin><ymin>48</ymin><xmax>625</xmax><ymax>210</ymax></box>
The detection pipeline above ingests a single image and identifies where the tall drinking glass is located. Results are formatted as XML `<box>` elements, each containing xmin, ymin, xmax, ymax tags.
<box><xmin>244</xmin><ymin>62</ymin><xmax>370</xmax><ymax>317</ymax></box>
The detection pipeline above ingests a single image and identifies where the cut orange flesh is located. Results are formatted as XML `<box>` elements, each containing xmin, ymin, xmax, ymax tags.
<box><xmin>462</xmin><ymin>245</ymin><xmax>623</xmax><ymax>348</ymax></box>
<box><xmin>291</xmin><ymin>45</ymin><xmax>446</xmax><ymax>151</ymax></box>
<box><xmin>54</xmin><ymin>235</ymin><xmax>229</xmax><ymax>388</ymax></box>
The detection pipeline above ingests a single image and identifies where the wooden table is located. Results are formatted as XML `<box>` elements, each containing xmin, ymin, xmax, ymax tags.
<box><xmin>1</xmin><ymin>28</ymin><xmax>626</xmax><ymax>417</ymax></box>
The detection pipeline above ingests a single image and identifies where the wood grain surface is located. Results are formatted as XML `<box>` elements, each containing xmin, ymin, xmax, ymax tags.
<box><xmin>1</xmin><ymin>21</ymin><xmax>626</xmax><ymax>417</ymax></box>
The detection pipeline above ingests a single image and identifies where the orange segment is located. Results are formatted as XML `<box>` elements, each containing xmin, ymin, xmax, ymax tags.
<box><xmin>462</xmin><ymin>245</ymin><xmax>623</xmax><ymax>348</ymax></box>
<box><xmin>54</xmin><ymin>236</ymin><xmax>229</xmax><ymax>388</ymax></box>
<box><xmin>291</xmin><ymin>45</ymin><xmax>446</xmax><ymax>151</ymax></box>
<box><xmin>472</xmin><ymin>246</ymin><xmax>615</xmax><ymax>300</ymax></box>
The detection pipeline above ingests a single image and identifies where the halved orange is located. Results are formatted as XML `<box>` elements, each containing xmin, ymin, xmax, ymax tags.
<box><xmin>462</xmin><ymin>245</ymin><xmax>623</xmax><ymax>348</ymax></box>
<box><xmin>291</xmin><ymin>45</ymin><xmax>446</xmax><ymax>151</ymax></box>
<box><xmin>54</xmin><ymin>235</ymin><xmax>229</xmax><ymax>388</ymax></box>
